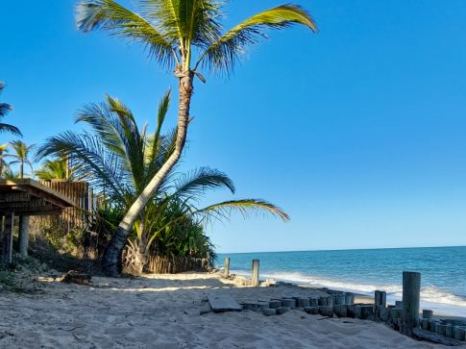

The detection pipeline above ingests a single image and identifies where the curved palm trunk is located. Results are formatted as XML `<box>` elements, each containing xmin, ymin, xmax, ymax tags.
<box><xmin>102</xmin><ymin>70</ymin><xmax>193</xmax><ymax>276</ymax></box>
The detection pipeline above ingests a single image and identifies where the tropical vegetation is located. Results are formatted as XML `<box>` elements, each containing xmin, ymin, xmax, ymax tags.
<box><xmin>75</xmin><ymin>0</ymin><xmax>316</xmax><ymax>275</ymax></box>
<box><xmin>0</xmin><ymin>82</ymin><xmax>22</xmax><ymax>137</ymax></box>
<box><xmin>38</xmin><ymin>92</ymin><xmax>288</xmax><ymax>274</ymax></box>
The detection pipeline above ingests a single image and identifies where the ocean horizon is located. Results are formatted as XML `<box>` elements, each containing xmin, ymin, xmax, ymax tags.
<box><xmin>217</xmin><ymin>245</ymin><xmax>466</xmax><ymax>317</ymax></box>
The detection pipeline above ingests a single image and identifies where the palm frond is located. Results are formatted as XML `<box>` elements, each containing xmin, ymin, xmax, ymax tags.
<box><xmin>76</xmin><ymin>0</ymin><xmax>175</xmax><ymax>67</ymax></box>
<box><xmin>197</xmin><ymin>4</ymin><xmax>317</xmax><ymax>73</ymax></box>
<box><xmin>76</xmin><ymin>96</ymin><xmax>146</xmax><ymax>193</ymax></box>
<box><xmin>36</xmin><ymin>132</ymin><xmax>127</xmax><ymax>202</ymax></box>
<box><xmin>0</xmin><ymin>123</ymin><xmax>22</xmax><ymax>136</ymax></box>
<box><xmin>195</xmin><ymin>199</ymin><xmax>289</xmax><ymax>222</ymax></box>
<box><xmin>145</xmin><ymin>0</ymin><xmax>221</xmax><ymax>50</ymax></box>
<box><xmin>172</xmin><ymin>167</ymin><xmax>235</xmax><ymax>200</ymax></box>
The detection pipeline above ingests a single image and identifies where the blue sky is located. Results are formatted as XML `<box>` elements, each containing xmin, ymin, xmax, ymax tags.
<box><xmin>2</xmin><ymin>0</ymin><xmax>466</xmax><ymax>253</ymax></box>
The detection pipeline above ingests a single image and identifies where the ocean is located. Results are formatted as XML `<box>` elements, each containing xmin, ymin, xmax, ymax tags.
<box><xmin>216</xmin><ymin>246</ymin><xmax>466</xmax><ymax>317</ymax></box>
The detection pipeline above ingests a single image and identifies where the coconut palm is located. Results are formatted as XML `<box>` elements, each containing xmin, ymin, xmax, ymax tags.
<box><xmin>9</xmin><ymin>141</ymin><xmax>35</xmax><ymax>178</ymax></box>
<box><xmin>75</xmin><ymin>0</ymin><xmax>314</xmax><ymax>275</ymax></box>
<box><xmin>0</xmin><ymin>144</ymin><xmax>11</xmax><ymax>177</ymax></box>
<box><xmin>0</xmin><ymin>82</ymin><xmax>22</xmax><ymax>137</ymax></box>
<box><xmin>38</xmin><ymin>92</ymin><xmax>288</xmax><ymax>274</ymax></box>
<box><xmin>36</xmin><ymin>157</ymin><xmax>77</xmax><ymax>181</ymax></box>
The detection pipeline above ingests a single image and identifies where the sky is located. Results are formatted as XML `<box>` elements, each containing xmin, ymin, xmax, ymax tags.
<box><xmin>1</xmin><ymin>0</ymin><xmax>466</xmax><ymax>253</ymax></box>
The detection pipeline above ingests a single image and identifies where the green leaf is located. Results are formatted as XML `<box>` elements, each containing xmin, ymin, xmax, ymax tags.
<box><xmin>197</xmin><ymin>4</ymin><xmax>317</xmax><ymax>73</ymax></box>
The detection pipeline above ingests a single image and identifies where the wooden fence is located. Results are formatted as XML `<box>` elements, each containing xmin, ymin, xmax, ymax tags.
<box><xmin>146</xmin><ymin>255</ymin><xmax>210</xmax><ymax>274</ymax></box>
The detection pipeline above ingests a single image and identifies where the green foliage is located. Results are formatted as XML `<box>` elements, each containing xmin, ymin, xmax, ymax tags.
<box><xmin>35</xmin><ymin>157</ymin><xmax>77</xmax><ymax>181</ymax></box>
<box><xmin>148</xmin><ymin>199</ymin><xmax>216</xmax><ymax>262</ymax></box>
<box><xmin>0</xmin><ymin>82</ymin><xmax>22</xmax><ymax>136</ymax></box>
<box><xmin>75</xmin><ymin>0</ymin><xmax>316</xmax><ymax>74</ymax></box>
<box><xmin>9</xmin><ymin>140</ymin><xmax>35</xmax><ymax>178</ymax></box>
<box><xmin>39</xmin><ymin>92</ymin><xmax>288</xmax><ymax>262</ymax></box>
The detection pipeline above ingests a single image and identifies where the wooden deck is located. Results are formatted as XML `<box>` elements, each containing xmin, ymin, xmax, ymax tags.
<box><xmin>0</xmin><ymin>179</ymin><xmax>75</xmax><ymax>215</ymax></box>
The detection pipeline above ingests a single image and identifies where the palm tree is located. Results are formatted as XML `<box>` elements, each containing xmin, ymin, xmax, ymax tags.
<box><xmin>38</xmin><ymin>92</ymin><xmax>288</xmax><ymax>274</ymax></box>
<box><xmin>0</xmin><ymin>144</ymin><xmax>11</xmax><ymax>177</ymax></box>
<box><xmin>75</xmin><ymin>0</ymin><xmax>312</xmax><ymax>275</ymax></box>
<box><xmin>0</xmin><ymin>82</ymin><xmax>22</xmax><ymax>137</ymax></box>
<box><xmin>9</xmin><ymin>141</ymin><xmax>35</xmax><ymax>178</ymax></box>
<box><xmin>36</xmin><ymin>157</ymin><xmax>77</xmax><ymax>181</ymax></box>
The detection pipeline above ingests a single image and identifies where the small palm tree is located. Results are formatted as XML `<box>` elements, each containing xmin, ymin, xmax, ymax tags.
<box><xmin>0</xmin><ymin>82</ymin><xmax>22</xmax><ymax>137</ymax></box>
<box><xmin>38</xmin><ymin>92</ymin><xmax>288</xmax><ymax>274</ymax></box>
<box><xmin>75</xmin><ymin>0</ymin><xmax>315</xmax><ymax>275</ymax></box>
<box><xmin>9</xmin><ymin>141</ymin><xmax>35</xmax><ymax>178</ymax></box>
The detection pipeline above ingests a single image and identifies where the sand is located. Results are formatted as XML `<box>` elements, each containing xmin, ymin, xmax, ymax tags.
<box><xmin>0</xmin><ymin>272</ymin><xmax>454</xmax><ymax>348</ymax></box>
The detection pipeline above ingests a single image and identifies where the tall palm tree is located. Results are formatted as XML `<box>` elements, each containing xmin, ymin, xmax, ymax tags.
<box><xmin>0</xmin><ymin>82</ymin><xmax>22</xmax><ymax>137</ymax></box>
<box><xmin>9</xmin><ymin>140</ymin><xmax>35</xmax><ymax>178</ymax></box>
<box><xmin>38</xmin><ymin>92</ymin><xmax>288</xmax><ymax>274</ymax></box>
<box><xmin>0</xmin><ymin>144</ymin><xmax>11</xmax><ymax>177</ymax></box>
<box><xmin>75</xmin><ymin>0</ymin><xmax>313</xmax><ymax>275</ymax></box>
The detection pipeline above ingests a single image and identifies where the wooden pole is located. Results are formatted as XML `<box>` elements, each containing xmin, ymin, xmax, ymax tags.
<box><xmin>224</xmin><ymin>257</ymin><xmax>230</xmax><ymax>278</ymax></box>
<box><xmin>251</xmin><ymin>259</ymin><xmax>260</xmax><ymax>287</ymax></box>
<box><xmin>1</xmin><ymin>212</ymin><xmax>14</xmax><ymax>265</ymax></box>
<box><xmin>402</xmin><ymin>271</ymin><xmax>421</xmax><ymax>335</ymax></box>
<box><xmin>19</xmin><ymin>215</ymin><xmax>29</xmax><ymax>257</ymax></box>
<box><xmin>374</xmin><ymin>290</ymin><xmax>387</xmax><ymax>307</ymax></box>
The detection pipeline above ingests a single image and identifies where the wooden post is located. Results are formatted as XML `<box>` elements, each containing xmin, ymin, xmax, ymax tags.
<box><xmin>1</xmin><ymin>212</ymin><xmax>14</xmax><ymax>265</ymax></box>
<box><xmin>402</xmin><ymin>271</ymin><xmax>421</xmax><ymax>335</ymax></box>
<box><xmin>374</xmin><ymin>290</ymin><xmax>387</xmax><ymax>307</ymax></box>
<box><xmin>224</xmin><ymin>257</ymin><xmax>230</xmax><ymax>278</ymax></box>
<box><xmin>19</xmin><ymin>215</ymin><xmax>29</xmax><ymax>257</ymax></box>
<box><xmin>251</xmin><ymin>259</ymin><xmax>260</xmax><ymax>287</ymax></box>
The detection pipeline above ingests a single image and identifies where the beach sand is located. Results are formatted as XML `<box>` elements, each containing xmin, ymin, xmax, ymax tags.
<box><xmin>0</xmin><ymin>272</ymin><xmax>454</xmax><ymax>348</ymax></box>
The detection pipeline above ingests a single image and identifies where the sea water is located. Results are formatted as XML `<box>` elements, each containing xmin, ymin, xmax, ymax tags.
<box><xmin>217</xmin><ymin>246</ymin><xmax>466</xmax><ymax>317</ymax></box>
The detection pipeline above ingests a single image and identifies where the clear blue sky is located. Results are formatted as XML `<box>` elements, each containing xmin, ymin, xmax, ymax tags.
<box><xmin>2</xmin><ymin>0</ymin><xmax>466</xmax><ymax>253</ymax></box>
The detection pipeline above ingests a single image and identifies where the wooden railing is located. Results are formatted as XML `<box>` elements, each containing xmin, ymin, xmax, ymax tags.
<box><xmin>39</xmin><ymin>180</ymin><xmax>94</xmax><ymax>229</ymax></box>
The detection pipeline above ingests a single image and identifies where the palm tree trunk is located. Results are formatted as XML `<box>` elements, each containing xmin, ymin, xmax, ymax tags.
<box><xmin>102</xmin><ymin>70</ymin><xmax>194</xmax><ymax>276</ymax></box>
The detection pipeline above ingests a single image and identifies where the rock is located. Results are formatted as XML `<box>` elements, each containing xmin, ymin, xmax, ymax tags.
<box><xmin>269</xmin><ymin>300</ymin><xmax>281</xmax><ymax>309</ymax></box>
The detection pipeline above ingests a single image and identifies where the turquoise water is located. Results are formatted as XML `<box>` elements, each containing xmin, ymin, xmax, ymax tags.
<box><xmin>217</xmin><ymin>246</ymin><xmax>466</xmax><ymax>316</ymax></box>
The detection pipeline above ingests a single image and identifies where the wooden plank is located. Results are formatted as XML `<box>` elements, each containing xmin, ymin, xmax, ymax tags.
<box><xmin>413</xmin><ymin>328</ymin><xmax>462</xmax><ymax>346</ymax></box>
<box><xmin>208</xmin><ymin>295</ymin><xmax>242</xmax><ymax>312</ymax></box>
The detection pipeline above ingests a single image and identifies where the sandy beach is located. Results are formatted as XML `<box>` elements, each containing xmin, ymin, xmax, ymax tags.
<box><xmin>0</xmin><ymin>272</ymin><xmax>454</xmax><ymax>348</ymax></box>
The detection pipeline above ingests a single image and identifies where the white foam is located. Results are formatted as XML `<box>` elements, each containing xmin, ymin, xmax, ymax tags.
<box><xmin>231</xmin><ymin>269</ymin><xmax>466</xmax><ymax>317</ymax></box>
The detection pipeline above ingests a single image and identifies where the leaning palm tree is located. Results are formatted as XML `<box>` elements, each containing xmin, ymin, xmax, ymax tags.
<box><xmin>0</xmin><ymin>82</ymin><xmax>22</xmax><ymax>137</ymax></box>
<box><xmin>9</xmin><ymin>140</ymin><xmax>35</xmax><ymax>178</ymax></box>
<box><xmin>75</xmin><ymin>0</ymin><xmax>312</xmax><ymax>275</ymax></box>
<box><xmin>38</xmin><ymin>92</ymin><xmax>288</xmax><ymax>274</ymax></box>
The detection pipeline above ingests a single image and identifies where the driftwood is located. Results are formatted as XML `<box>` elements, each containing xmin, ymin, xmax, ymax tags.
<box><xmin>413</xmin><ymin>328</ymin><xmax>463</xmax><ymax>346</ymax></box>
<box><xmin>60</xmin><ymin>270</ymin><xmax>92</xmax><ymax>285</ymax></box>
